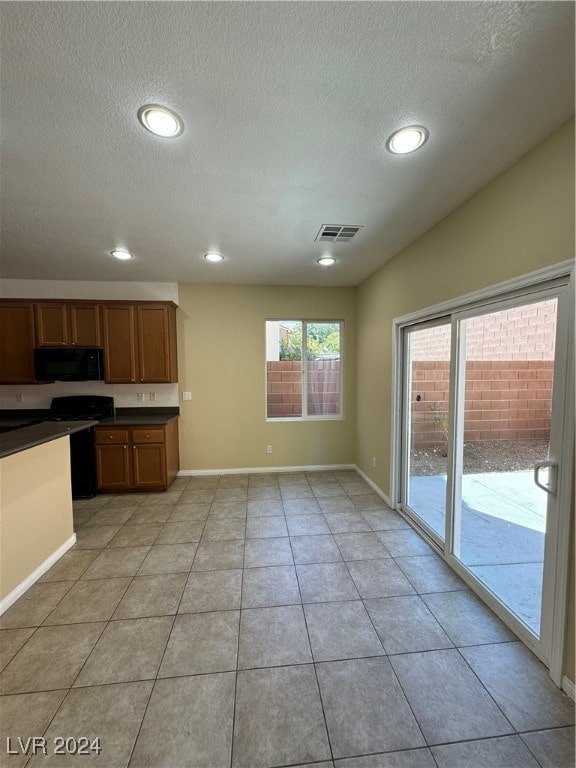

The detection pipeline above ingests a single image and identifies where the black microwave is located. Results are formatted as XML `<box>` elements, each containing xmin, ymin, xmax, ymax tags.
<box><xmin>34</xmin><ymin>348</ymin><xmax>104</xmax><ymax>382</ymax></box>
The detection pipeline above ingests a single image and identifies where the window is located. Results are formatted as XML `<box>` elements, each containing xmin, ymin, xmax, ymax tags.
<box><xmin>266</xmin><ymin>320</ymin><xmax>343</xmax><ymax>419</ymax></box>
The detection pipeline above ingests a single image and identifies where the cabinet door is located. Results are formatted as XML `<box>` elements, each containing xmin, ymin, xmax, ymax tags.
<box><xmin>0</xmin><ymin>303</ymin><xmax>36</xmax><ymax>383</ymax></box>
<box><xmin>133</xmin><ymin>443</ymin><xmax>167</xmax><ymax>488</ymax></box>
<box><xmin>137</xmin><ymin>304</ymin><xmax>176</xmax><ymax>383</ymax></box>
<box><xmin>101</xmin><ymin>305</ymin><xmax>138</xmax><ymax>383</ymax></box>
<box><xmin>35</xmin><ymin>303</ymin><xmax>68</xmax><ymax>346</ymax></box>
<box><xmin>69</xmin><ymin>304</ymin><xmax>101</xmax><ymax>346</ymax></box>
<box><xmin>95</xmin><ymin>444</ymin><xmax>132</xmax><ymax>490</ymax></box>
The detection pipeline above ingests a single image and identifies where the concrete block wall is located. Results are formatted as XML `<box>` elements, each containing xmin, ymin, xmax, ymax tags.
<box><xmin>410</xmin><ymin>299</ymin><xmax>556</xmax><ymax>361</ymax></box>
<box><xmin>411</xmin><ymin>360</ymin><xmax>554</xmax><ymax>445</ymax></box>
<box><xmin>411</xmin><ymin>362</ymin><xmax>450</xmax><ymax>445</ymax></box>
<box><xmin>267</xmin><ymin>361</ymin><xmax>302</xmax><ymax>417</ymax></box>
<box><xmin>463</xmin><ymin>360</ymin><xmax>553</xmax><ymax>441</ymax></box>
<box><xmin>267</xmin><ymin>360</ymin><xmax>341</xmax><ymax>417</ymax></box>
<box><xmin>409</xmin><ymin>298</ymin><xmax>555</xmax><ymax>445</ymax></box>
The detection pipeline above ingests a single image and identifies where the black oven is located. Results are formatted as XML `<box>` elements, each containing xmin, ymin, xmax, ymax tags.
<box><xmin>49</xmin><ymin>395</ymin><xmax>115</xmax><ymax>498</ymax></box>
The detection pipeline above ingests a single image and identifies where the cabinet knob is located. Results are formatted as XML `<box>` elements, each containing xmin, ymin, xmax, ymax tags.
<box><xmin>108</xmin><ymin>435</ymin><xmax>113</xmax><ymax>439</ymax></box>
<box><xmin>145</xmin><ymin>434</ymin><xmax>150</xmax><ymax>438</ymax></box>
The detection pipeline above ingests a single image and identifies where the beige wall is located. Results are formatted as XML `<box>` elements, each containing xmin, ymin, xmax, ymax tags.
<box><xmin>0</xmin><ymin>437</ymin><xmax>74</xmax><ymax>601</ymax></box>
<box><xmin>177</xmin><ymin>284</ymin><xmax>356</xmax><ymax>471</ymax></box>
<box><xmin>356</xmin><ymin>119</ymin><xmax>574</xmax><ymax>682</ymax></box>
<box><xmin>357</xmin><ymin>118</ymin><xmax>574</xmax><ymax>489</ymax></box>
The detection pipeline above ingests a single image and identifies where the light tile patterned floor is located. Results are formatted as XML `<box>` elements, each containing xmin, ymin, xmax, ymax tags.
<box><xmin>0</xmin><ymin>470</ymin><xmax>574</xmax><ymax>768</ymax></box>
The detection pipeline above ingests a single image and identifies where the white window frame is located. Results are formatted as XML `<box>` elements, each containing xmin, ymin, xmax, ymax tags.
<box><xmin>265</xmin><ymin>319</ymin><xmax>344</xmax><ymax>422</ymax></box>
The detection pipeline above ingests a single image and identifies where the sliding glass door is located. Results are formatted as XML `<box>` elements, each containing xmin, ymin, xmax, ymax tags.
<box><xmin>451</xmin><ymin>297</ymin><xmax>558</xmax><ymax>639</ymax></box>
<box><xmin>402</xmin><ymin>319</ymin><xmax>451</xmax><ymax>542</ymax></box>
<box><xmin>399</xmin><ymin>277</ymin><xmax>572</xmax><ymax>668</ymax></box>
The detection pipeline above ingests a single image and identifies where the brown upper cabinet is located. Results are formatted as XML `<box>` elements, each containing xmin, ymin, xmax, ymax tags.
<box><xmin>69</xmin><ymin>304</ymin><xmax>102</xmax><ymax>346</ymax></box>
<box><xmin>101</xmin><ymin>302</ymin><xmax>178</xmax><ymax>384</ymax></box>
<box><xmin>35</xmin><ymin>302</ymin><xmax>101</xmax><ymax>347</ymax></box>
<box><xmin>137</xmin><ymin>304</ymin><xmax>178</xmax><ymax>383</ymax></box>
<box><xmin>0</xmin><ymin>299</ymin><xmax>177</xmax><ymax>384</ymax></box>
<box><xmin>101</xmin><ymin>304</ymin><xmax>138</xmax><ymax>383</ymax></box>
<box><xmin>0</xmin><ymin>302</ymin><xmax>36</xmax><ymax>383</ymax></box>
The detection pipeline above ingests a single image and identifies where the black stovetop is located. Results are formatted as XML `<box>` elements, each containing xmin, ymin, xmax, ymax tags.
<box><xmin>49</xmin><ymin>395</ymin><xmax>115</xmax><ymax>421</ymax></box>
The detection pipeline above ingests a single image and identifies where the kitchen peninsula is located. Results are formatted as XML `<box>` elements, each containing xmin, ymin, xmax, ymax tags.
<box><xmin>0</xmin><ymin>420</ymin><xmax>95</xmax><ymax>609</ymax></box>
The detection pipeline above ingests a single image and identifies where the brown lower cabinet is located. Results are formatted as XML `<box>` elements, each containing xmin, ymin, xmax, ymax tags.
<box><xmin>94</xmin><ymin>419</ymin><xmax>179</xmax><ymax>492</ymax></box>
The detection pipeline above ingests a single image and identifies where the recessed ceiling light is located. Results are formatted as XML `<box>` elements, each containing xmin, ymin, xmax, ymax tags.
<box><xmin>317</xmin><ymin>256</ymin><xmax>336</xmax><ymax>266</ymax></box>
<box><xmin>111</xmin><ymin>249</ymin><xmax>133</xmax><ymax>261</ymax></box>
<box><xmin>204</xmin><ymin>252</ymin><xmax>224</xmax><ymax>263</ymax></box>
<box><xmin>138</xmin><ymin>104</ymin><xmax>184</xmax><ymax>138</ymax></box>
<box><xmin>386</xmin><ymin>125</ymin><xmax>428</xmax><ymax>154</ymax></box>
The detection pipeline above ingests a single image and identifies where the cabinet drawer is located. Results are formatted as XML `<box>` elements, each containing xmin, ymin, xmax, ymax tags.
<box><xmin>95</xmin><ymin>429</ymin><xmax>129</xmax><ymax>445</ymax></box>
<box><xmin>132</xmin><ymin>428</ymin><xmax>165</xmax><ymax>444</ymax></box>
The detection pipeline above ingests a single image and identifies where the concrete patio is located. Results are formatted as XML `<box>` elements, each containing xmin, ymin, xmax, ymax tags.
<box><xmin>408</xmin><ymin>471</ymin><xmax>546</xmax><ymax>634</ymax></box>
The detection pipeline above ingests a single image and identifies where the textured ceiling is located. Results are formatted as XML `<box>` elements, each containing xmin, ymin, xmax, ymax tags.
<box><xmin>0</xmin><ymin>1</ymin><xmax>574</xmax><ymax>287</ymax></box>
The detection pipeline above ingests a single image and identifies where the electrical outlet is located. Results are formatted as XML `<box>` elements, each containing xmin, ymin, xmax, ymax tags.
<box><xmin>372</xmin><ymin>456</ymin><xmax>376</xmax><ymax>467</ymax></box>
<box><xmin>149</xmin><ymin>392</ymin><xmax>156</xmax><ymax>401</ymax></box>
<box><xmin>266</xmin><ymin>445</ymin><xmax>273</xmax><ymax>454</ymax></box>
<box><xmin>137</xmin><ymin>393</ymin><xmax>144</xmax><ymax>402</ymax></box>
<box><xmin>182</xmin><ymin>391</ymin><xmax>192</xmax><ymax>401</ymax></box>
<box><xmin>16</xmin><ymin>393</ymin><xmax>24</xmax><ymax>404</ymax></box>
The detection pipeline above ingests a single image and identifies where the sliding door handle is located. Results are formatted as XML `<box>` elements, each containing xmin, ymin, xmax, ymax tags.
<box><xmin>534</xmin><ymin>461</ymin><xmax>558</xmax><ymax>495</ymax></box>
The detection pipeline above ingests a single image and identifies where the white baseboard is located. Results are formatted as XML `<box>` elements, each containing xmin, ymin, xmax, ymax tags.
<box><xmin>562</xmin><ymin>675</ymin><xmax>575</xmax><ymax>701</ymax></box>
<box><xmin>178</xmin><ymin>463</ymin><xmax>355</xmax><ymax>476</ymax></box>
<box><xmin>0</xmin><ymin>534</ymin><xmax>76</xmax><ymax>615</ymax></box>
<box><xmin>353</xmin><ymin>465</ymin><xmax>393</xmax><ymax>507</ymax></box>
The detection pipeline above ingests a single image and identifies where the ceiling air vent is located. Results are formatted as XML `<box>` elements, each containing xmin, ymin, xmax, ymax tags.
<box><xmin>316</xmin><ymin>225</ymin><xmax>362</xmax><ymax>243</ymax></box>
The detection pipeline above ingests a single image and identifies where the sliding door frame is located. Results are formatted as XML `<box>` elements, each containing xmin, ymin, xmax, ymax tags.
<box><xmin>399</xmin><ymin>315</ymin><xmax>452</xmax><ymax>548</ymax></box>
<box><xmin>390</xmin><ymin>260</ymin><xmax>574</xmax><ymax>685</ymax></box>
<box><xmin>449</xmin><ymin>285</ymin><xmax>568</xmax><ymax>661</ymax></box>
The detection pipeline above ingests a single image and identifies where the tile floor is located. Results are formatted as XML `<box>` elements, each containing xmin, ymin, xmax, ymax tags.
<box><xmin>0</xmin><ymin>470</ymin><xmax>574</xmax><ymax>768</ymax></box>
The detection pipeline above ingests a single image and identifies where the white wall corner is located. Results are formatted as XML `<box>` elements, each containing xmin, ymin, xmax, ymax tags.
<box><xmin>0</xmin><ymin>533</ymin><xmax>76</xmax><ymax>615</ymax></box>
<box><xmin>353</xmin><ymin>465</ymin><xmax>393</xmax><ymax>507</ymax></box>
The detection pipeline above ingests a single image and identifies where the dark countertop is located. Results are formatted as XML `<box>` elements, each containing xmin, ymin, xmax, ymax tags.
<box><xmin>97</xmin><ymin>414</ymin><xmax>178</xmax><ymax>426</ymax></box>
<box><xmin>0</xmin><ymin>408</ymin><xmax>179</xmax><ymax>430</ymax></box>
<box><xmin>0</xmin><ymin>410</ymin><xmax>48</xmax><ymax>429</ymax></box>
<box><xmin>0</xmin><ymin>421</ymin><xmax>97</xmax><ymax>459</ymax></box>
